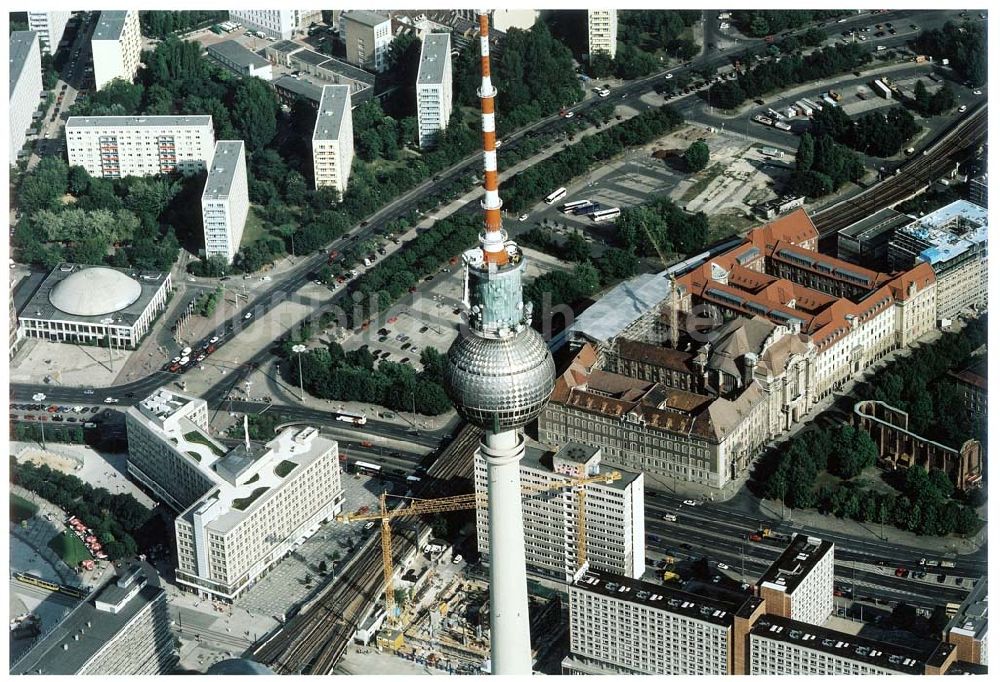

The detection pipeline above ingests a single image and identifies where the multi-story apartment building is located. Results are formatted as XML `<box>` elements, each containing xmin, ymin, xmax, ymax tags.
<box><xmin>201</xmin><ymin>141</ymin><xmax>249</xmax><ymax>263</ymax></box>
<box><xmin>65</xmin><ymin>115</ymin><xmax>216</xmax><ymax>178</ymax></box>
<box><xmin>342</xmin><ymin>11</ymin><xmax>392</xmax><ymax>73</ymax></box>
<box><xmin>749</xmin><ymin>615</ymin><xmax>957</xmax><ymax>674</ymax></box>
<box><xmin>950</xmin><ymin>357</ymin><xmax>987</xmax><ymax>423</ymax></box>
<box><xmin>968</xmin><ymin>174</ymin><xmax>987</xmax><ymax>208</ymax></box>
<box><xmin>11</xmin><ymin>566</ymin><xmax>176</xmax><ymax>675</ymax></box>
<box><xmin>312</xmin><ymin>85</ymin><xmax>354</xmax><ymax>196</ymax></box>
<box><xmin>415</xmin><ymin>33</ymin><xmax>452</xmax><ymax>150</ymax></box>
<box><xmin>27</xmin><ymin>11</ymin><xmax>71</xmax><ymax>55</ymax></box>
<box><xmin>946</xmin><ymin>577</ymin><xmax>988</xmax><ymax>665</ymax></box>
<box><xmin>563</xmin><ymin>568</ymin><xmax>765</xmax><ymax>675</ymax></box>
<box><xmin>756</xmin><ymin>534</ymin><xmax>834</xmax><ymax>626</ymax></box>
<box><xmin>475</xmin><ymin>442</ymin><xmax>644</xmax><ymax>582</ymax></box>
<box><xmin>587</xmin><ymin>10</ymin><xmax>618</xmax><ymax>60</ymax></box>
<box><xmin>9</xmin><ymin>30</ymin><xmax>42</xmax><ymax>166</ymax></box>
<box><xmin>126</xmin><ymin>389</ymin><xmax>344</xmax><ymax>601</ymax></box>
<box><xmin>91</xmin><ymin>10</ymin><xmax>142</xmax><ymax>91</ymax></box>
<box><xmin>888</xmin><ymin>200</ymin><xmax>988</xmax><ymax>320</ymax></box>
<box><xmin>205</xmin><ymin>40</ymin><xmax>273</xmax><ymax>80</ymax></box>
<box><xmin>227</xmin><ymin>10</ymin><xmax>320</xmax><ymax>40</ymax></box>
<box><xmin>544</xmin><ymin>209</ymin><xmax>939</xmax><ymax>489</ymax></box>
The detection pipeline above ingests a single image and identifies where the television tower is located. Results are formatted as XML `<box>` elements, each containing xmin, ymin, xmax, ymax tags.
<box><xmin>444</xmin><ymin>9</ymin><xmax>556</xmax><ymax>676</ymax></box>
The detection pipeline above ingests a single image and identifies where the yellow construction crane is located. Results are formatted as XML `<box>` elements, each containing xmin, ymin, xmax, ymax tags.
<box><xmin>336</xmin><ymin>470</ymin><xmax>621</xmax><ymax>627</ymax></box>
<box><xmin>639</xmin><ymin>221</ymin><xmax>682</xmax><ymax>348</ymax></box>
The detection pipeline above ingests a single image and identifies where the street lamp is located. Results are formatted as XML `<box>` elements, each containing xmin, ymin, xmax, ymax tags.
<box><xmin>291</xmin><ymin>344</ymin><xmax>307</xmax><ymax>402</ymax></box>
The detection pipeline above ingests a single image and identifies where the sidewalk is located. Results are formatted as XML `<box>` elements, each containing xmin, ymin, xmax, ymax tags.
<box><xmin>9</xmin><ymin>485</ymin><xmax>84</xmax><ymax>587</ymax></box>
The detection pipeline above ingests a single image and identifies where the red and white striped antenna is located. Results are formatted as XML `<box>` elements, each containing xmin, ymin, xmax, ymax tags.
<box><xmin>476</xmin><ymin>10</ymin><xmax>508</xmax><ymax>266</ymax></box>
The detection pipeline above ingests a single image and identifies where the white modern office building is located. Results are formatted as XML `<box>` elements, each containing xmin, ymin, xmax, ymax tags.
<box><xmin>66</xmin><ymin>115</ymin><xmax>216</xmax><ymax>178</ymax></box>
<box><xmin>475</xmin><ymin>442</ymin><xmax>644</xmax><ymax>582</ymax></box>
<box><xmin>563</xmin><ymin>569</ymin><xmax>765</xmax><ymax>675</ymax></box>
<box><xmin>91</xmin><ymin>10</ymin><xmax>142</xmax><ymax>91</ymax></box>
<box><xmin>18</xmin><ymin>264</ymin><xmax>172</xmax><ymax>349</ymax></box>
<box><xmin>10</xmin><ymin>30</ymin><xmax>42</xmax><ymax>166</ymax></box>
<box><xmin>10</xmin><ymin>567</ymin><xmax>176</xmax><ymax>675</ymax></box>
<box><xmin>749</xmin><ymin>615</ymin><xmax>958</xmax><ymax>675</ymax></box>
<box><xmin>587</xmin><ymin>10</ymin><xmax>618</xmax><ymax>60</ymax></box>
<box><xmin>201</xmin><ymin>141</ymin><xmax>249</xmax><ymax>263</ymax></box>
<box><xmin>416</xmin><ymin>33</ymin><xmax>453</xmax><ymax>150</ymax></box>
<box><xmin>27</xmin><ymin>11</ymin><xmax>71</xmax><ymax>55</ymax></box>
<box><xmin>312</xmin><ymin>85</ymin><xmax>353</xmax><ymax>196</ymax></box>
<box><xmin>757</xmin><ymin>534</ymin><xmax>835</xmax><ymax>627</ymax></box>
<box><xmin>342</xmin><ymin>10</ymin><xmax>392</xmax><ymax>73</ymax></box>
<box><xmin>227</xmin><ymin>10</ymin><xmax>320</xmax><ymax>41</ymax></box>
<box><xmin>126</xmin><ymin>389</ymin><xmax>345</xmax><ymax>601</ymax></box>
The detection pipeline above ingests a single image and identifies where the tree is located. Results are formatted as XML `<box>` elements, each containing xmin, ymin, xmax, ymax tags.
<box><xmin>318</xmin><ymin>560</ymin><xmax>328</xmax><ymax>573</ymax></box>
<box><xmin>598</xmin><ymin>248</ymin><xmax>640</xmax><ymax>281</ymax></box>
<box><xmin>231</xmin><ymin>78</ymin><xmax>278</xmax><ymax>153</ymax></box>
<box><xmin>67</xmin><ymin>166</ymin><xmax>91</xmax><ymax>196</ymax></box>
<box><xmin>796</xmin><ymin>132</ymin><xmax>815</xmax><ymax>172</ymax></box>
<box><xmin>564</xmin><ymin>231</ymin><xmax>591</xmax><ymax>262</ymax></box>
<box><xmin>683</xmin><ymin>141</ymin><xmax>710</xmax><ymax>172</ymax></box>
<box><xmin>913</xmin><ymin>79</ymin><xmax>931</xmax><ymax>115</ymax></box>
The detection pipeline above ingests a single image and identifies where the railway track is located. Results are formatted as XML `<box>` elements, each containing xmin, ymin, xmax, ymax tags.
<box><xmin>812</xmin><ymin>104</ymin><xmax>987</xmax><ymax>236</ymax></box>
<box><xmin>251</xmin><ymin>423</ymin><xmax>481</xmax><ymax>673</ymax></box>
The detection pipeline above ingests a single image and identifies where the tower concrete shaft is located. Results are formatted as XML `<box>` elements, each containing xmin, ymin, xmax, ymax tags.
<box><xmin>482</xmin><ymin>429</ymin><xmax>533</xmax><ymax>674</ymax></box>
<box><xmin>444</xmin><ymin>9</ymin><xmax>555</xmax><ymax>675</ymax></box>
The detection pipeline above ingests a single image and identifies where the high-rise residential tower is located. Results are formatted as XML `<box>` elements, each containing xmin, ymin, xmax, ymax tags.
<box><xmin>587</xmin><ymin>10</ymin><xmax>618</xmax><ymax>60</ymax></box>
<box><xmin>201</xmin><ymin>141</ymin><xmax>249</xmax><ymax>263</ymax></box>
<box><xmin>416</xmin><ymin>33</ymin><xmax>453</xmax><ymax>150</ymax></box>
<box><xmin>9</xmin><ymin>30</ymin><xmax>42</xmax><ymax>166</ymax></box>
<box><xmin>312</xmin><ymin>84</ymin><xmax>354</xmax><ymax>196</ymax></box>
<box><xmin>27</xmin><ymin>11</ymin><xmax>71</xmax><ymax>55</ymax></box>
<box><xmin>91</xmin><ymin>10</ymin><xmax>142</xmax><ymax>91</ymax></box>
<box><xmin>444</xmin><ymin>10</ymin><xmax>556</xmax><ymax>675</ymax></box>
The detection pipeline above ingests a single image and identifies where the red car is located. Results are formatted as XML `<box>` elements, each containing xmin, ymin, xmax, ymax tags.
<box><xmin>749</xmin><ymin>533</ymin><xmax>762</xmax><ymax>542</ymax></box>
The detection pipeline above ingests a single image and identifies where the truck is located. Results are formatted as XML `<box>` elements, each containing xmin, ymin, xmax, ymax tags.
<box><xmin>872</xmin><ymin>79</ymin><xmax>893</xmax><ymax>99</ymax></box>
<box><xmin>940</xmin><ymin>560</ymin><xmax>956</xmax><ymax>569</ymax></box>
<box><xmin>805</xmin><ymin>98</ymin><xmax>823</xmax><ymax>112</ymax></box>
<box><xmin>794</xmin><ymin>100</ymin><xmax>814</xmax><ymax>117</ymax></box>
<box><xmin>774</xmin><ymin>121</ymin><xmax>792</xmax><ymax>131</ymax></box>
<box><xmin>663</xmin><ymin>571</ymin><xmax>681</xmax><ymax>582</ymax></box>
<box><xmin>823</xmin><ymin>95</ymin><xmax>838</xmax><ymax>107</ymax></box>
<box><xmin>718</xmin><ymin>12</ymin><xmax>731</xmax><ymax>20</ymax></box>
<box><xmin>752</xmin><ymin>114</ymin><xmax>774</xmax><ymax>126</ymax></box>
<box><xmin>914</xmin><ymin>55</ymin><xmax>927</xmax><ymax>63</ymax></box>
<box><xmin>828</xmin><ymin>90</ymin><xmax>842</xmax><ymax>102</ymax></box>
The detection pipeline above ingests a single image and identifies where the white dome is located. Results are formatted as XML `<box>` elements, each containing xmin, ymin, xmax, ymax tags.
<box><xmin>49</xmin><ymin>267</ymin><xmax>142</xmax><ymax>317</ymax></box>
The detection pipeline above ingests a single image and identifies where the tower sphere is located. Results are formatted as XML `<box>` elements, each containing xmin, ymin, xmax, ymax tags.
<box><xmin>445</xmin><ymin>329</ymin><xmax>555</xmax><ymax>432</ymax></box>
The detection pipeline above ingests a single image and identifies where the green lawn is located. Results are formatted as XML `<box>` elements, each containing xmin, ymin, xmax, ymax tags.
<box><xmin>11</xmin><ymin>494</ymin><xmax>39</xmax><ymax>524</ymax></box>
<box><xmin>183</xmin><ymin>430</ymin><xmax>226</xmax><ymax>457</ymax></box>
<box><xmin>275</xmin><ymin>460</ymin><xmax>298</xmax><ymax>478</ymax></box>
<box><xmin>239</xmin><ymin>208</ymin><xmax>268</xmax><ymax>249</ymax></box>
<box><xmin>48</xmin><ymin>531</ymin><xmax>92</xmax><ymax>567</ymax></box>
<box><xmin>232</xmin><ymin>487</ymin><xmax>269</xmax><ymax>511</ymax></box>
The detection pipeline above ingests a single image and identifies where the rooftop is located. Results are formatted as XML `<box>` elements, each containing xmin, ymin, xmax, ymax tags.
<box><xmin>342</xmin><ymin>10</ymin><xmax>390</xmax><ymax>29</ymax></box>
<box><xmin>10</xmin><ymin>567</ymin><xmax>165</xmax><ymax>675</ymax></box>
<box><xmin>10</xmin><ymin>31</ymin><xmax>38</xmax><ymax>99</ymax></box>
<box><xmin>417</xmin><ymin>33</ymin><xmax>451</xmax><ymax>86</ymax></box>
<box><xmin>202</xmin><ymin>141</ymin><xmax>245</xmax><ymax>201</ymax></box>
<box><xmin>615</xmin><ymin>339</ymin><xmax>695</xmax><ymax>375</ymax></box>
<box><xmin>205</xmin><ymin>40</ymin><xmax>270</xmax><ymax>69</ymax></box>
<box><xmin>837</xmin><ymin>207</ymin><xmax>913</xmax><ymax>241</ymax></box>
<box><xmin>951</xmin><ymin>357</ymin><xmax>988</xmax><ymax>392</ymax></box>
<box><xmin>312</xmin><ymin>85</ymin><xmax>352</xmax><ymax>142</ymax></box>
<box><xmin>20</xmin><ymin>264</ymin><xmax>169</xmax><ymax>327</ymax></box>
<box><xmin>66</xmin><ymin>115</ymin><xmax>213</xmax><ymax>129</ymax></box>
<box><xmin>757</xmin><ymin>533</ymin><xmax>834</xmax><ymax>595</ymax></box>
<box><xmin>273</xmin><ymin>74</ymin><xmax>324</xmax><ymax>102</ymax></box>
<box><xmin>92</xmin><ymin>10</ymin><xmax>130</xmax><ymax>42</ymax></box>
<box><xmin>292</xmin><ymin>47</ymin><xmax>334</xmax><ymax>67</ymax></box>
<box><xmin>572</xmin><ymin>568</ymin><xmax>762</xmax><ymax>627</ymax></box>
<box><xmin>522</xmin><ymin>442</ymin><xmax>637</xmax><ymax>492</ymax></box>
<box><xmin>569</xmin><ymin>271</ymin><xmax>675</xmax><ymax>345</ymax></box>
<box><xmin>896</xmin><ymin>200</ymin><xmax>988</xmax><ymax>266</ymax></box>
<box><xmin>268</xmin><ymin>39</ymin><xmax>305</xmax><ymax>56</ymax></box>
<box><xmin>751</xmin><ymin>614</ymin><xmax>956</xmax><ymax>674</ymax></box>
<box><xmin>946</xmin><ymin>576</ymin><xmax>988</xmax><ymax>642</ymax></box>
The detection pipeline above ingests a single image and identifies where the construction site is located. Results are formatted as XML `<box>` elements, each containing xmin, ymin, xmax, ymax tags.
<box><xmin>329</xmin><ymin>457</ymin><xmax>621</xmax><ymax>674</ymax></box>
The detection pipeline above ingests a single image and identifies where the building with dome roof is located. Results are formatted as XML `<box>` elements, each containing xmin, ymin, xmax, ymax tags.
<box><xmin>17</xmin><ymin>263</ymin><xmax>172</xmax><ymax>349</ymax></box>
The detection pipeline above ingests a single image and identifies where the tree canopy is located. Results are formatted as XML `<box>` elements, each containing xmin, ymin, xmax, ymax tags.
<box><xmin>913</xmin><ymin>21</ymin><xmax>987</xmax><ymax>87</ymax></box>
<box><xmin>683</xmin><ymin>140</ymin><xmax>710</xmax><ymax>172</ymax></box>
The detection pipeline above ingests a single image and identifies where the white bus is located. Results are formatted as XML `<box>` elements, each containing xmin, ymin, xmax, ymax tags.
<box><xmin>355</xmin><ymin>461</ymin><xmax>382</xmax><ymax>476</ymax></box>
<box><xmin>560</xmin><ymin>199</ymin><xmax>591</xmax><ymax>214</ymax></box>
<box><xmin>334</xmin><ymin>411</ymin><xmax>367</xmax><ymax>426</ymax></box>
<box><xmin>590</xmin><ymin>207</ymin><xmax>621</xmax><ymax>223</ymax></box>
<box><xmin>545</xmin><ymin>187</ymin><xmax>568</xmax><ymax>204</ymax></box>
